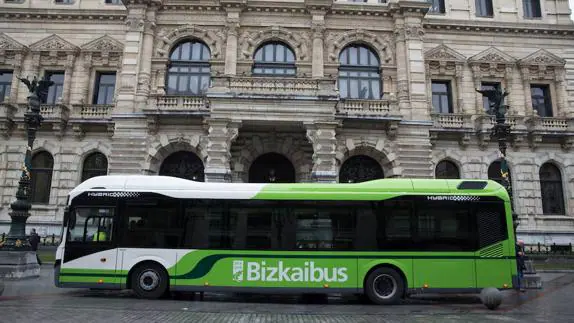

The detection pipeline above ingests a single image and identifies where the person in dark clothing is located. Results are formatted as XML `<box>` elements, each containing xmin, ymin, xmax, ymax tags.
<box><xmin>516</xmin><ymin>239</ymin><xmax>526</xmax><ymax>292</ymax></box>
<box><xmin>29</xmin><ymin>229</ymin><xmax>42</xmax><ymax>266</ymax></box>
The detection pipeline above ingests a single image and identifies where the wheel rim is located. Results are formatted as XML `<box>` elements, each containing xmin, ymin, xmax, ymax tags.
<box><xmin>139</xmin><ymin>269</ymin><xmax>160</xmax><ymax>291</ymax></box>
<box><xmin>372</xmin><ymin>274</ymin><xmax>397</xmax><ymax>300</ymax></box>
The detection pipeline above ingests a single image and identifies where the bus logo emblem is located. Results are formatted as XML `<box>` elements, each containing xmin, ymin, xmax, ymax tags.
<box><xmin>233</xmin><ymin>260</ymin><xmax>244</xmax><ymax>282</ymax></box>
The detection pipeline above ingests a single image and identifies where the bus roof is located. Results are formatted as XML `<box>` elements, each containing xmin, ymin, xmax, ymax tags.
<box><xmin>68</xmin><ymin>175</ymin><xmax>510</xmax><ymax>202</ymax></box>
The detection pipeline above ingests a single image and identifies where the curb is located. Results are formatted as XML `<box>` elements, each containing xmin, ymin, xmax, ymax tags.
<box><xmin>537</xmin><ymin>269</ymin><xmax>574</xmax><ymax>273</ymax></box>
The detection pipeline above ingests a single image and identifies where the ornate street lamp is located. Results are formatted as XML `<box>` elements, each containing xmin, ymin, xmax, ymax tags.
<box><xmin>476</xmin><ymin>87</ymin><xmax>518</xmax><ymax>232</ymax></box>
<box><xmin>0</xmin><ymin>76</ymin><xmax>53</xmax><ymax>250</ymax></box>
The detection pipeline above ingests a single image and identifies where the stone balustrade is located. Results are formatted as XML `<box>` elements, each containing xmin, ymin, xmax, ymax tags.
<box><xmin>76</xmin><ymin>104</ymin><xmax>113</xmax><ymax>119</ymax></box>
<box><xmin>40</xmin><ymin>104</ymin><xmax>70</xmax><ymax>120</ymax></box>
<box><xmin>336</xmin><ymin>99</ymin><xmax>399</xmax><ymax>118</ymax></box>
<box><xmin>150</xmin><ymin>95</ymin><xmax>208</xmax><ymax>112</ymax></box>
<box><xmin>431</xmin><ymin>113</ymin><xmax>472</xmax><ymax>129</ymax></box>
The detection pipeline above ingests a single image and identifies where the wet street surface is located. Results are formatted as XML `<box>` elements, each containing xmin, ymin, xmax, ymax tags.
<box><xmin>1</xmin><ymin>267</ymin><xmax>573</xmax><ymax>322</ymax></box>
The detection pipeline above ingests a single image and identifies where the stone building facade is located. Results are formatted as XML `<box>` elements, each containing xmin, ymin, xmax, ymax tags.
<box><xmin>0</xmin><ymin>0</ymin><xmax>573</xmax><ymax>244</ymax></box>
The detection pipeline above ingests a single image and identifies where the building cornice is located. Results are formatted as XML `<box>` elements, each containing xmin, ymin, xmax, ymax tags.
<box><xmin>424</xmin><ymin>19</ymin><xmax>574</xmax><ymax>37</ymax></box>
<box><xmin>0</xmin><ymin>8</ymin><xmax>127</xmax><ymax>22</ymax></box>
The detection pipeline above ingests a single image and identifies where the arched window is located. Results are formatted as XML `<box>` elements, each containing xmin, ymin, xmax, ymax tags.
<box><xmin>339</xmin><ymin>155</ymin><xmax>384</xmax><ymax>183</ymax></box>
<box><xmin>252</xmin><ymin>42</ymin><xmax>296</xmax><ymax>76</ymax></box>
<box><xmin>435</xmin><ymin>160</ymin><xmax>460</xmax><ymax>179</ymax></box>
<box><xmin>30</xmin><ymin>151</ymin><xmax>54</xmax><ymax>204</ymax></box>
<box><xmin>159</xmin><ymin>151</ymin><xmax>204</xmax><ymax>182</ymax></box>
<box><xmin>248</xmin><ymin>153</ymin><xmax>295</xmax><ymax>183</ymax></box>
<box><xmin>488</xmin><ymin>160</ymin><xmax>513</xmax><ymax>190</ymax></box>
<box><xmin>166</xmin><ymin>40</ymin><xmax>211</xmax><ymax>96</ymax></box>
<box><xmin>338</xmin><ymin>44</ymin><xmax>381</xmax><ymax>100</ymax></box>
<box><xmin>539</xmin><ymin>163</ymin><xmax>565</xmax><ymax>215</ymax></box>
<box><xmin>81</xmin><ymin>152</ymin><xmax>108</xmax><ymax>182</ymax></box>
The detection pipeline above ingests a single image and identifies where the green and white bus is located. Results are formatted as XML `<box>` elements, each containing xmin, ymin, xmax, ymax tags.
<box><xmin>55</xmin><ymin>175</ymin><xmax>517</xmax><ymax>307</ymax></box>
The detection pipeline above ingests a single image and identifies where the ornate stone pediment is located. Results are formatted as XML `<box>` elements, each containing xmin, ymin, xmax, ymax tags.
<box><xmin>325</xmin><ymin>29</ymin><xmax>394</xmax><ymax>65</ymax></box>
<box><xmin>424</xmin><ymin>44</ymin><xmax>466</xmax><ymax>62</ymax></box>
<box><xmin>469</xmin><ymin>47</ymin><xmax>516</xmax><ymax>65</ymax></box>
<box><xmin>518</xmin><ymin>49</ymin><xmax>565</xmax><ymax>67</ymax></box>
<box><xmin>156</xmin><ymin>24</ymin><xmax>225</xmax><ymax>60</ymax></box>
<box><xmin>29</xmin><ymin>34</ymin><xmax>79</xmax><ymax>53</ymax></box>
<box><xmin>81</xmin><ymin>35</ymin><xmax>124</xmax><ymax>53</ymax></box>
<box><xmin>0</xmin><ymin>33</ymin><xmax>27</xmax><ymax>52</ymax></box>
<box><xmin>239</xmin><ymin>26</ymin><xmax>311</xmax><ymax>61</ymax></box>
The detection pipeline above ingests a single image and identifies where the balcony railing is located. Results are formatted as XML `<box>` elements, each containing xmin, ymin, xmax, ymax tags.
<box><xmin>76</xmin><ymin>104</ymin><xmax>113</xmax><ymax>119</ymax></box>
<box><xmin>431</xmin><ymin>113</ymin><xmax>472</xmax><ymax>129</ymax></box>
<box><xmin>526</xmin><ymin>116</ymin><xmax>573</xmax><ymax>133</ymax></box>
<box><xmin>149</xmin><ymin>95</ymin><xmax>208</xmax><ymax>113</ymax></box>
<box><xmin>336</xmin><ymin>99</ymin><xmax>398</xmax><ymax>118</ymax></box>
<box><xmin>40</xmin><ymin>104</ymin><xmax>70</xmax><ymax>120</ymax></box>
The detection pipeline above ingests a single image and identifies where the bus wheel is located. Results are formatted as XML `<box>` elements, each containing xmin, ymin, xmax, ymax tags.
<box><xmin>131</xmin><ymin>263</ymin><xmax>168</xmax><ymax>299</ymax></box>
<box><xmin>365</xmin><ymin>267</ymin><xmax>404</xmax><ymax>305</ymax></box>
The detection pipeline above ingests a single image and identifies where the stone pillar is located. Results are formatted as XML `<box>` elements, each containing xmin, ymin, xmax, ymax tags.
<box><xmin>204</xmin><ymin>118</ymin><xmax>241</xmax><ymax>182</ymax></box>
<box><xmin>81</xmin><ymin>55</ymin><xmax>93</xmax><ymax>103</ymax></box>
<box><xmin>455</xmin><ymin>63</ymin><xmax>465</xmax><ymax>113</ymax></box>
<box><xmin>305</xmin><ymin>122</ymin><xmax>339</xmax><ymax>183</ymax></box>
<box><xmin>116</xmin><ymin>7</ymin><xmax>146</xmax><ymax>114</ymax></box>
<box><xmin>311</xmin><ymin>13</ymin><xmax>325</xmax><ymax>78</ymax></box>
<box><xmin>472</xmin><ymin>65</ymin><xmax>483</xmax><ymax>114</ymax></box>
<box><xmin>520</xmin><ymin>66</ymin><xmax>534</xmax><ymax>116</ymax></box>
<box><xmin>8</xmin><ymin>59</ymin><xmax>22</xmax><ymax>103</ymax></box>
<box><xmin>504</xmin><ymin>66</ymin><xmax>514</xmax><ymax>114</ymax></box>
<box><xmin>556</xmin><ymin>69</ymin><xmax>567</xmax><ymax>117</ymax></box>
<box><xmin>393</xmin><ymin>18</ymin><xmax>409</xmax><ymax>117</ymax></box>
<box><xmin>224</xmin><ymin>9</ymin><xmax>240</xmax><ymax>76</ymax></box>
<box><xmin>135</xmin><ymin>7</ymin><xmax>157</xmax><ymax>108</ymax></box>
<box><xmin>62</xmin><ymin>54</ymin><xmax>76</xmax><ymax>104</ymax></box>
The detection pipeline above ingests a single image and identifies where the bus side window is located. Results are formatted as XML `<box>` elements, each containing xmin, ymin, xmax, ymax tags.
<box><xmin>68</xmin><ymin>207</ymin><xmax>114</xmax><ymax>242</ymax></box>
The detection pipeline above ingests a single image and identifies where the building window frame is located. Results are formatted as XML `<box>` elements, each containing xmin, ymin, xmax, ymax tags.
<box><xmin>431</xmin><ymin>80</ymin><xmax>453</xmax><ymax>114</ymax></box>
<box><xmin>480</xmin><ymin>81</ymin><xmax>502</xmax><ymax>113</ymax></box>
<box><xmin>166</xmin><ymin>40</ymin><xmax>211</xmax><ymax>96</ymax></box>
<box><xmin>30</xmin><ymin>151</ymin><xmax>54</xmax><ymax>204</ymax></box>
<box><xmin>92</xmin><ymin>71</ymin><xmax>117</xmax><ymax>105</ymax></box>
<box><xmin>81</xmin><ymin>152</ymin><xmax>108</xmax><ymax>183</ymax></box>
<box><xmin>523</xmin><ymin>0</ymin><xmax>542</xmax><ymax>19</ymax></box>
<box><xmin>104</xmin><ymin>0</ymin><xmax>122</xmax><ymax>4</ymax></box>
<box><xmin>54</xmin><ymin>0</ymin><xmax>75</xmax><ymax>4</ymax></box>
<box><xmin>42</xmin><ymin>70</ymin><xmax>65</xmax><ymax>104</ymax></box>
<box><xmin>539</xmin><ymin>162</ymin><xmax>566</xmax><ymax>215</ymax></box>
<box><xmin>475</xmin><ymin>0</ymin><xmax>494</xmax><ymax>17</ymax></box>
<box><xmin>338</xmin><ymin>43</ymin><xmax>381</xmax><ymax>100</ymax></box>
<box><xmin>428</xmin><ymin>0</ymin><xmax>446</xmax><ymax>14</ymax></box>
<box><xmin>530</xmin><ymin>83</ymin><xmax>554</xmax><ymax>117</ymax></box>
<box><xmin>0</xmin><ymin>70</ymin><xmax>13</xmax><ymax>103</ymax></box>
<box><xmin>252</xmin><ymin>42</ymin><xmax>297</xmax><ymax>77</ymax></box>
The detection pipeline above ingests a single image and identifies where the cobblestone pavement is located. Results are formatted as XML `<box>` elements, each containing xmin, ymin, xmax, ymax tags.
<box><xmin>1</xmin><ymin>267</ymin><xmax>573</xmax><ymax>322</ymax></box>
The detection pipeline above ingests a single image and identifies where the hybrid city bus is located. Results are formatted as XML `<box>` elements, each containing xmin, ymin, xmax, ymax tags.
<box><xmin>55</xmin><ymin>175</ymin><xmax>517</xmax><ymax>308</ymax></box>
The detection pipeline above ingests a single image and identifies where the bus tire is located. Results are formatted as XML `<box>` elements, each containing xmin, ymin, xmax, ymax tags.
<box><xmin>131</xmin><ymin>263</ymin><xmax>168</xmax><ymax>299</ymax></box>
<box><xmin>364</xmin><ymin>267</ymin><xmax>404</xmax><ymax>305</ymax></box>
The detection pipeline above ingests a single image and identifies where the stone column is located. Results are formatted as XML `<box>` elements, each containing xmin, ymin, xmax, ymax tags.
<box><xmin>8</xmin><ymin>55</ymin><xmax>23</xmax><ymax>103</ymax></box>
<box><xmin>520</xmin><ymin>66</ymin><xmax>534</xmax><ymax>116</ymax></box>
<box><xmin>224</xmin><ymin>22</ymin><xmax>239</xmax><ymax>76</ymax></box>
<box><xmin>81</xmin><ymin>54</ymin><xmax>93</xmax><ymax>103</ymax></box>
<box><xmin>311</xmin><ymin>16</ymin><xmax>325</xmax><ymax>78</ymax></box>
<box><xmin>472</xmin><ymin>64</ymin><xmax>483</xmax><ymax>114</ymax></box>
<box><xmin>455</xmin><ymin>63</ymin><xmax>465</xmax><ymax>113</ymax></box>
<box><xmin>204</xmin><ymin>118</ymin><xmax>241</xmax><ymax>182</ymax></box>
<box><xmin>62</xmin><ymin>54</ymin><xmax>76</xmax><ymax>104</ymax></box>
<box><xmin>135</xmin><ymin>7</ymin><xmax>157</xmax><ymax>108</ymax></box>
<box><xmin>556</xmin><ymin>69</ymin><xmax>567</xmax><ymax>117</ymax></box>
<box><xmin>504</xmin><ymin>66</ymin><xmax>514</xmax><ymax>114</ymax></box>
<box><xmin>393</xmin><ymin>19</ymin><xmax>409</xmax><ymax>117</ymax></box>
<box><xmin>305</xmin><ymin>122</ymin><xmax>339</xmax><ymax>183</ymax></box>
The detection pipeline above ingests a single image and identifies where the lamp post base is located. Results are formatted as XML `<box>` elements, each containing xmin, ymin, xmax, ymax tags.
<box><xmin>0</xmin><ymin>250</ymin><xmax>40</xmax><ymax>280</ymax></box>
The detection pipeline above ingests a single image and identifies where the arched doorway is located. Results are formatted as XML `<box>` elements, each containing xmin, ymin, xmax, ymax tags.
<box><xmin>159</xmin><ymin>151</ymin><xmax>204</xmax><ymax>181</ymax></box>
<box><xmin>248</xmin><ymin>153</ymin><xmax>296</xmax><ymax>183</ymax></box>
<box><xmin>339</xmin><ymin>155</ymin><xmax>384</xmax><ymax>183</ymax></box>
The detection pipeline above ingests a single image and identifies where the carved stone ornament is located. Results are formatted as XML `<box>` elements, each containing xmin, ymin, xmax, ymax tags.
<box><xmin>469</xmin><ymin>47</ymin><xmax>516</xmax><ymax>65</ymax></box>
<box><xmin>82</xmin><ymin>35</ymin><xmax>124</xmax><ymax>53</ymax></box>
<box><xmin>518</xmin><ymin>49</ymin><xmax>566</xmax><ymax>68</ymax></box>
<box><xmin>325</xmin><ymin>29</ymin><xmax>394</xmax><ymax>65</ymax></box>
<box><xmin>239</xmin><ymin>27</ymin><xmax>311</xmax><ymax>61</ymax></box>
<box><xmin>424</xmin><ymin>44</ymin><xmax>466</xmax><ymax>63</ymax></box>
<box><xmin>156</xmin><ymin>24</ymin><xmax>225</xmax><ymax>59</ymax></box>
<box><xmin>0</xmin><ymin>33</ymin><xmax>27</xmax><ymax>65</ymax></box>
<box><xmin>29</xmin><ymin>34</ymin><xmax>79</xmax><ymax>54</ymax></box>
